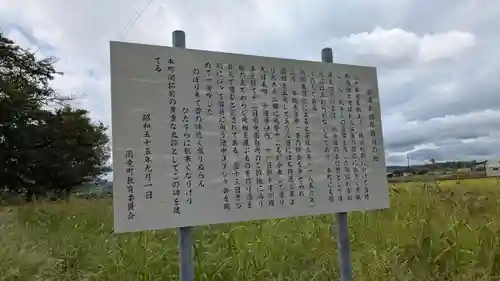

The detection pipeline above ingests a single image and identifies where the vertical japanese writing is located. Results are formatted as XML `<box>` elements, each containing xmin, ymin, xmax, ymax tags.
<box><xmin>125</xmin><ymin>150</ymin><xmax>135</xmax><ymax>220</ymax></box>
<box><xmin>194</xmin><ymin>69</ymin><xmax>205</xmax><ymax>190</ymax></box>
<box><xmin>263</xmin><ymin>102</ymin><xmax>272</xmax><ymax>141</ymax></box>
<box><xmin>342</xmin><ymin>91</ymin><xmax>353</xmax><ymax>201</ymax></box>
<box><xmin>262</xmin><ymin>94</ymin><xmax>275</xmax><ymax>207</ymax></box>
<box><xmin>112</xmin><ymin>48</ymin><xmax>390</xmax><ymax>231</ymax></box>
<box><xmin>168</xmin><ymin>57</ymin><xmax>180</xmax><ymax>215</ymax></box>
<box><xmin>328</xmin><ymin>71</ymin><xmax>335</xmax><ymax>87</ymax></box>
<box><xmin>333</xmin><ymin>125</ymin><xmax>342</xmax><ymax>202</ymax></box>
<box><xmin>326</xmin><ymin>164</ymin><xmax>334</xmax><ymax>203</ymax></box>
<box><xmin>299</xmin><ymin>69</ymin><xmax>309</xmax><ymax>199</ymax></box>
<box><xmin>218</xmin><ymin>64</ymin><xmax>230</xmax><ymax>211</ymax></box>
<box><xmin>265</xmin><ymin>145</ymin><xmax>274</xmax><ymax>207</ymax></box>
<box><xmin>320</xmin><ymin>72</ymin><xmax>336</xmax><ymax>203</ymax></box>
<box><xmin>282</xmin><ymin>67</ymin><xmax>295</xmax><ymax>206</ymax></box>
<box><xmin>252</xmin><ymin>104</ymin><xmax>264</xmax><ymax>208</ymax></box>
<box><xmin>340</xmin><ymin>91</ymin><xmax>349</xmax><ymax>202</ymax></box>
<box><xmin>354</xmin><ymin>88</ymin><xmax>362</xmax><ymax>201</ymax></box>
<box><xmin>303</xmin><ymin>71</ymin><xmax>315</xmax><ymax>206</ymax></box>
<box><xmin>358</xmin><ymin>101</ymin><xmax>367</xmax><ymax>201</ymax></box>
<box><xmin>142</xmin><ymin>113</ymin><xmax>153</xmax><ymax>200</ymax></box>
<box><xmin>359</xmin><ymin>129</ymin><xmax>367</xmax><ymax>199</ymax></box>
<box><xmin>347</xmin><ymin>91</ymin><xmax>355</xmax><ymax>201</ymax></box>
<box><xmin>321</xmin><ymin>83</ymin><xmax>331</xmax><ymax>203</ymax></box>
<box><xmin>230</xmin><ymin>66</ymin><xmax>242</xmax><ymax>209</ymax></box>
<box><xmin>329</xmin><ymin>76</ymin><xmax>339</xmax><ymax>202</ymax></box>
<box><xmin>252</xmin><ymin>66</ymin><xmax>263</xmax><ymax>208</ymax></box>
<box><xmin>366</xmin><ymin>88</ymin><xmax>378</xmax><ymax>200</ymax></box>
<box><xmin>183</xmin><ymin>107</ymin><xmax>192</xmax><ymax>204</ymax></box>
<box><xmin>260</xmin><ymin>65</ymin><xmax>268</xmax><ymax>96</ymax></box>
<box><xmin>205</xmin><ymin>62</ymin><xmax>213</xmax><ymax>116</ymax></box>
<box><xmin>240</xmin><ymin>69</ymin><xmax>252</xmax><ymax>209</ymax></box>
<box><xmin>154</xmin><ymin>57</ymin><xmax>162</xmax><ymax>72</ymax></box>
<box><xmin>310</xmin><ymin>70</ymin><xmax>318</xmax><ymax>112</ymax></box>
<box><xmin>249</xmin><ymin>65</ymin><xmax>257</xmax><ymax>101</ymax></box>
<box><xmin>292</xmin><ymin>89</ymin><xmax>304</xmax><ymax>197</ymax></box>
<box><xmin>269</xmin><ymin>66</ymin><xmax>284</xmax><ymax>207</ymax></box>
<box><xmin>368</xmin><ymin>89</ymin><xmax>378</xmax><ymax>163</ymax></box>
<box><xmin>354</xmin><ymin>77</ymin><xmax>362</xmax><ymax>125</ymax></box>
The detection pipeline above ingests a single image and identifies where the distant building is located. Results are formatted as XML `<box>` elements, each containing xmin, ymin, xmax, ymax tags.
<box><xmin>456</xmin><ymin>168</ymin><xmax>471</xmax><ymax>174</ymax></box>
<box><xmin>474</xmin><ymin>161</ymin><xmax>487</xmax><ymax>171</ymax></box>
<box><xmin>392</xmin><ymin>170</ymin><xmax>404</xmax><ymax>177</ymax></box>
<box><xmin>486</xmin><ymin>159</ymin><xmax>500</xmax><ymax>177</ymax></box>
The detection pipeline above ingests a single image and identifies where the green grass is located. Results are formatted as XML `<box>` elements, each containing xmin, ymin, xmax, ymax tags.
<box><xmin>1</xmin><ymin>178</ymin><xmax>500</xmax><ymax>280</ymax></box>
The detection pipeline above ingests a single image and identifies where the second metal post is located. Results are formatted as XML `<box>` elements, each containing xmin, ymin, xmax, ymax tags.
<box><xmin>322</xmin><ymin>47</ymin><xmax>354</xmax><ymax>281</ymax></box>
<box><xmin>173</xmin><ymin>30</ymin><xmax>195</xmax><ymax>281</ymax></box>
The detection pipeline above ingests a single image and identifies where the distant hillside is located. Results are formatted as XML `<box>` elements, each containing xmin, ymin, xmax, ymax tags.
<box><xmin>387</xmin><ymin>160</ymin><xmax>483</xmax><ymax>173</ymax></box>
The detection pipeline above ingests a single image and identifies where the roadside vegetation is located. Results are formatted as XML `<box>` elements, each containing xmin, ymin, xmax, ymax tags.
<box><xmin>1</xmin><ymin>178</ymin><xmax>499</xmax><ymax>280</ymax></box>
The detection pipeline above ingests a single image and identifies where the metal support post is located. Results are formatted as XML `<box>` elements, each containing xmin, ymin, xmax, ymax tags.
<box><xmin>173</xmin><ymin>30</ymin><xmax>195</xmax><ymax>281</ymax></box>
<box><xmin>322</xmin><ymin>47</ymin><xmax>354</xmax><ymax>281</ymax></box>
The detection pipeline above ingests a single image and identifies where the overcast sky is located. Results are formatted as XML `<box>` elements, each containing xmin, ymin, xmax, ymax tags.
<box><xmin>1</xmin><ymin>0</ymin><xmax>499</xmax><ymax>166</ymax></box>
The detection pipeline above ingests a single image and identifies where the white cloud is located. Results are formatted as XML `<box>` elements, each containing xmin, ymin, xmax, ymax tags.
<box><xmin>418</xmin><ymin>31</ymin><xmax>476</xmax><ymax>62</ymax></box>
<box><xmin>0</xmin><ymin>0</ymin><xmax>309</xmax><ymax>129</ymax></box>
<box><xmin>427</xmin><ymin>81</ymin><xmax>460</xmax><ymax>101</ymax></box>
<box><xmin>1</xmin><ymin>0</ymin><xmax>500</xmax><ymax>166</ymax></box>
<box><xmin>383</xmin><ymin>109</ymin><xmax>500</xmax><ymax>159</ymax></box>
<box><xmin>341</xmin><ymin>27</ymin><xmax>476</xmax><ymax>63</ymax></box>
<box><xmin>389</xmin><ymin>109</ymin><xmax>500</xmax><ymax>136</ymax></box>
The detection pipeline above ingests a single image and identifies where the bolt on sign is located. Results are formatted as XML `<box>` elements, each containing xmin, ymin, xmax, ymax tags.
<box><xmin>110</xmin><ymin>41</ymin><xmax>389</xmax><ymax>233</ymax></box>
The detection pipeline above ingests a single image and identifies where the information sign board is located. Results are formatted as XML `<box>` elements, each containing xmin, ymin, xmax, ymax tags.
<box><xmin>110</xmin><ymin>41</ymin><xmax>388</xmax><ymax>233</ymax></box>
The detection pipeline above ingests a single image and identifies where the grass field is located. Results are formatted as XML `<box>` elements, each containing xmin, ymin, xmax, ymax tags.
<box><xmin>1</xmin><ymin>178</ymin><xmax>500</xmax><ymax>281</ymax></box>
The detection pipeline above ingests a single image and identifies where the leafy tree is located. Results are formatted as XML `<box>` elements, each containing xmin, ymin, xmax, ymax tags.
<box><xmin>0</xmin><ymin>30</ymin><xmax>110</xmax><ymax>201</ymax></box>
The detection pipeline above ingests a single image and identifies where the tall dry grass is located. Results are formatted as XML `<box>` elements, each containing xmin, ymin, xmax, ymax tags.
<box><xmin>1</xmin><ymin>178</ymin><xmax>499</xmax><ymax>280</ymax></box>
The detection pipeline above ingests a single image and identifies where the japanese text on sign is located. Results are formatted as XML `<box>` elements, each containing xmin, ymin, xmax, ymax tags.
<box><xmin>110</xmin><ymin>41</ymin><xmax>389</xmax><ymax>233</ymax></box>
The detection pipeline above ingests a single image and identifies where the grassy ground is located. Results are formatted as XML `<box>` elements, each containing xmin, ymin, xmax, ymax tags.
<box><xmin>1</xmin><ymin>178</ymin><xmax>500</xmax><ymax>281</ymax></box>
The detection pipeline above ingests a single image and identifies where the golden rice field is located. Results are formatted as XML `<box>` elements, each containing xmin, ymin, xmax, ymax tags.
<box><xmin>1</xmin><ymin>178</ymin><xmax>500</xmax><ymax>281</ymax></box>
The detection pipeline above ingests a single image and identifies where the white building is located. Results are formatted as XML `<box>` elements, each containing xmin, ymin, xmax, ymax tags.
<box><xmin>486</xmin><ymin>159</ymin><xmax>500</xmax><ymax>177</ymax></box>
